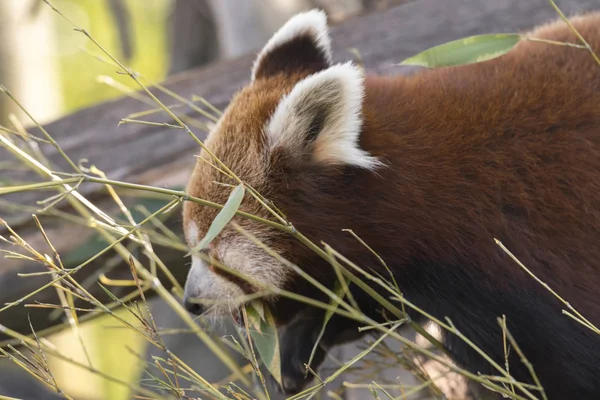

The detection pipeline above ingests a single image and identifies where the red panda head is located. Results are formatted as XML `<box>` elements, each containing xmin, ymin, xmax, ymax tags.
<box><xmin>182</xmin><ymin>9</ymin><xmax>382</xmax><ymax>321</ymax></box>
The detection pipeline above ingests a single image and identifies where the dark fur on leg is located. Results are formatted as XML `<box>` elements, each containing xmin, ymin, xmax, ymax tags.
<box><xmin>268</xmin><ymin>306</ymin><xmax>368</xmax><ymax>395</ymax></box>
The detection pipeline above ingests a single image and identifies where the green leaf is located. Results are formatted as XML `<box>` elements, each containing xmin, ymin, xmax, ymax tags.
<box><xmin>186</xmin><ymin>183</ymin><xmax>245</xmax><ymax>256</ymax></box>
<box><xmin>399</xmin><ymin>33</ymin><xmax>522</xmax><ymax>68</ymax></box>
<box><xmin>245</xmin><ymin>301</ymin><xmax>282</xmax><ymax>386</ymax></box>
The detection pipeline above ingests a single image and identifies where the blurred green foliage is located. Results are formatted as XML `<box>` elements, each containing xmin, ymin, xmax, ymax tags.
<box><xmin>52</xmin><ymin>0</ymin><xmax>171</xmax><ymax>114</ymax></box>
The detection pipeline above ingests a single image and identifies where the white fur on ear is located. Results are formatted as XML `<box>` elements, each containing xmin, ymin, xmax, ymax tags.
<box><xmin>266</xmin><ymin>62</ymin><xmax>381</xmax><ymax>170</ymax></box>
<box><xmin>251</xmin><ymin>9</ymin><xmax>332</xmax><ymax>81</ymax></box>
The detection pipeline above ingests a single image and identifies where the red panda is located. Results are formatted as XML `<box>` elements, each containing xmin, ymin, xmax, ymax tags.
<box><xmin>181</xmin><ymin>9</ymin><xmax>600</xmax><ymax>399</ymax></box>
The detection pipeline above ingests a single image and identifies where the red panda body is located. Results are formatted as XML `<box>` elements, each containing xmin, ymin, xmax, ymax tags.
<box><xmin>182</xmin><ymin>9</ymin><xmax>600</xmax><ymax>399</ymax></box>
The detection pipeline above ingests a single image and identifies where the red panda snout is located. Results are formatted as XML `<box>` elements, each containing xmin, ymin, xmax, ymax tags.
<box><xmin>182</xmin><ymin>219</ymin><xmax>292</xmax><ymax>317</ymax></box>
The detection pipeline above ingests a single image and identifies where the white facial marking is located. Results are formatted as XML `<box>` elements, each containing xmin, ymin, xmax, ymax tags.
<box><xmin>251</xmin><ymin>9</ymin><xmax>332</xmax><ymax>81</ymax></box>
<box><xmin>184</xmin><ymin>255</ymin><xmax>245</xmax><ymax>315</ymax></box>
<box><xmin>266</xmin><ymin>62</ymin><xmax>382</xmax><ymax>170</ymax></box>
<box><xmin>183</xmin><ymin>234</ymin><xmax>289</xmax><ymax>316</ymax></box>
<box><xmin>186</xmin><ymin>221</ymin><xmax>199</xmax><ymax>248</ymax></box>
<box><xmin>219</xmin><ymin>236</ymin><xmax>289</xmax><ymax>288</ymax></box>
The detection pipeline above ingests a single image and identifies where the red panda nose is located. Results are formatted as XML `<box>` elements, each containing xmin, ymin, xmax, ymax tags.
<box><xmin>183</xmin><ymin>298</ymin><xmax>205</xmax><ymax>315</ymax></box>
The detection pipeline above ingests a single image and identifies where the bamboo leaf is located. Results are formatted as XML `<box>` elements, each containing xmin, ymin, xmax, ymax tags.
<box><xmin>245</xmin><ymin>301</ymin><xmax>282</xmax><ymax>386</ymax></box>
<box><xmin>399</xmin><ymin>33</ymin><xmax>522</xmax><ymax>68</ymax></box>
<box><xmin>187</xmin><ymin>183</ymin><xmax>245</xmax><ymax>256</ymax></box>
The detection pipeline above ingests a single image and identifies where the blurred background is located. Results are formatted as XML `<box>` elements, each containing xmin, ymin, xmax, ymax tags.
<box><xmin>0</xmin><ymin>0</ymin><xmax>403</xmax><ymax>127</ymax></box>
<box><xmin>0</xmin><ymin>2</ymin><xmax>416</xmax><ymax>400</ymax></box>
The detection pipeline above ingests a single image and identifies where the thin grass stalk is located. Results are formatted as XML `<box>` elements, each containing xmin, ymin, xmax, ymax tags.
<box><xmin>0</xmin><ymin>200</ymin><xmax>178</xmax><ymax>315</ymax></box>
<box><xmin>0</xmin><ymin>174</ymin><xmax>289</xmax><ymax>232</ymax></box>
<box><xmin>0</xmin><ymin>325</ymin><xmax>161</xmax><ymax>399</ymax></box>
<box><xmin>495</xmin><ymin>239</ymin><xmax>600</xmax><ymax>335</ymax></box>
<box><xmin>497</xmin><ymin>318</ymin><xmax>548</xmax><ymax>400</ymax></box>
<box><xmin>31</xmin><ymin>215</ymin><xmax>94</xmax><ymax>368</ymax></box>
<box><xmin>546</xmin><ymin>0</ymin><xmax>600</xmax><ymax>65</ymax></box>
<box><xmin>88</xmin><ymin>165</ymin><xmax>183</xmax><ymax>293</ymax></box>
<box><xmin>0</xmin><ymin>132</ymin><xmax>132</xmax><ymax>238</ymax></box>
<box><xmin>326</xmin><ymin>247</ymin><xmax>540</xmax><ymax>398</ymax></box>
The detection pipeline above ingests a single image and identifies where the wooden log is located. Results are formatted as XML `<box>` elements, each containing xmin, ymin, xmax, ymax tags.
<box><xmin>1</xmin><ymin>0</ymin><xmax>597</xmax><ymax>341</ymax></box>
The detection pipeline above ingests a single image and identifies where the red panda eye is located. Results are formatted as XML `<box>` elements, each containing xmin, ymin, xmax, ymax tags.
<box><xmin>199</xmin><ymin>248</ymin><xmax>210</xmax><ymax>257</ymax></box>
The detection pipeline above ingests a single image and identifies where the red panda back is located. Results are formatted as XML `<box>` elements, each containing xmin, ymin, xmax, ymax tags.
<box><xmin>352</xmin><ymin>13</ymin><xmax>600</xmax><ymax>317</ymax></box>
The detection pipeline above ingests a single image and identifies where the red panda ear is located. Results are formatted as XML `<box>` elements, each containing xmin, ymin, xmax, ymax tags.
<box><xmin>251</xmin><ymin>9</ymin><xmax>332</xmax><ymax>81</ymax></box>
<box><xmin>265</xmin><ymin>62</ymin><xmax>381</xmax><ymax>170</ymax></box>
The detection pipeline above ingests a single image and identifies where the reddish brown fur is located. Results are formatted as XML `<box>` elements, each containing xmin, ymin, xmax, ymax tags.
<box><xmin>301</xmin><ymin>14</ymin><xmax>600</xmax><ymax>312</ymax></box>
<box><xmin>183</xmin><ymin>12</ymin><xmax>600</xmax><ymax>399</ymax></box>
